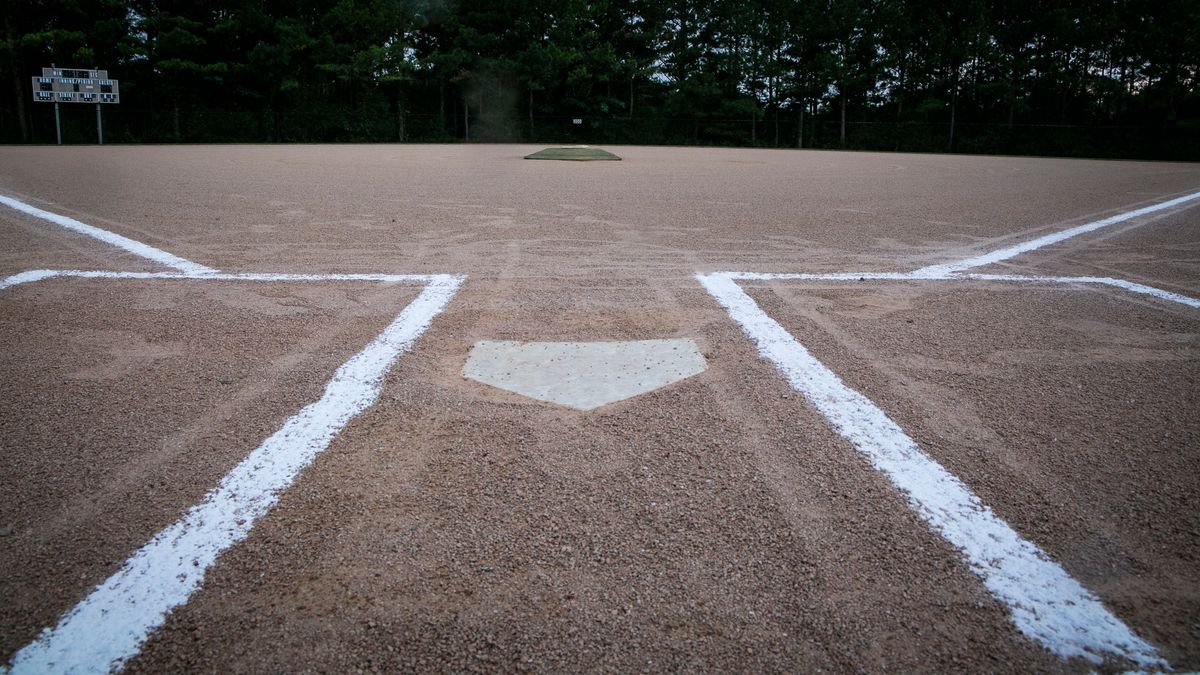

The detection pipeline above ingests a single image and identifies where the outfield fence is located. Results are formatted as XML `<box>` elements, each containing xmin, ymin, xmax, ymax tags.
<box><xmin>3</xmin><ymin>105</ymin><xmax>1197</xmax><ymax>161</ymax></box>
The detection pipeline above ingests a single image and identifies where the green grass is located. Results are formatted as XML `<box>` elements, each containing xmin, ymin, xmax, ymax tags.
<box><xmin>524</xmin><ymin>146</ymin><xmax>622</xmax><ymax>161</ymax></box>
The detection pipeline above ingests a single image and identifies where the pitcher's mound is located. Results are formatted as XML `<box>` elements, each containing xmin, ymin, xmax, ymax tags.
<box><xmin>524</xmin><ymin>146</ymin><xmax>621</xmax><ymax>161</ymax></box>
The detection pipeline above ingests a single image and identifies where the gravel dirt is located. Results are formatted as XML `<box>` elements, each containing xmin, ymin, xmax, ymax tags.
<box><xmin>0</xmin><ymin>144</ymin><xmax>1197</xmax><ymax>673</ymax></box>
<box><xmin>0</xmin><ymin>278</ymin><xmax>417</xmax><ymax>658</ymax></box>
<box><xmin>749</xmin><ymin>281</ymin><xmax>1200</xmax><ymax>665</ymax></box>
<box><xmin>0</xmin><ymin>210</ymin><xmax>158</xmax><ymax>276</ymax></box>
<box><xmin>996</xmin><ymin>208</ymin><xmax>1200</xmax><ymax>294</ymax></box>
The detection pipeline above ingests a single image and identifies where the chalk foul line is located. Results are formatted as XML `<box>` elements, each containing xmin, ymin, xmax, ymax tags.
<box><xmin>960</xmin><ymin>274</ymin><xmax>1200</xmax><ymax>309</ymax></box>
<box><xmin>6</xmin><ymin>274</ymin><xmax>462</xmax><ymax>675</ymax></box>
<box><xmin>0</xmin><ymin>194</ymin><xmax>216</xmax><ymax>275</ymax></box>
<box><xmin>698</xmin><ymin>272</ymin><xmax>1167</xmax><ymax>668</ymax></box>
<box><xmin>721</xmin><ymin>271</ymin><xmax>1200</xmax><ymax>309</ymax></box>
<box><xmin>0</xmin><ymin>269</ymin><xmax>446</xmax><ymax>291</ymax></box>
<box><xmin>0</xmin><ymin>269</ymin><xmax>61</xmax><ymax>291</ymax></box>
<box><xmin>914</xmin><ymin>189</ymin><xmax>1200</xmax><ymax>277</ymax></box>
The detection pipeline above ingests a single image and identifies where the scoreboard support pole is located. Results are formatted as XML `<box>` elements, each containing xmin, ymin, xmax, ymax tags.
<box><xmin>96</xmin><ymin>103</ymin><xmax>103</xmax><ymax>145</ymax></box>
<box><xmin>54</xmin><ymin>101</ymin><xmax>62</xmax><ymax>145</ymax></box>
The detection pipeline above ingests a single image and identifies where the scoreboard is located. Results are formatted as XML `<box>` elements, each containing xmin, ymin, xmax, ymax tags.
<box><xmin>32</xmin><ymin>67</ymin><xmax>120</xmax><ymax>104</ymax></box>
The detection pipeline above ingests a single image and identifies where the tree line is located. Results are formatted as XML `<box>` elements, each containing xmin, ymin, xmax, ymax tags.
<box><xmin>3</xmin><ymin>0</ymin><xmax>1198</xmax><ymax>158</ymax></box>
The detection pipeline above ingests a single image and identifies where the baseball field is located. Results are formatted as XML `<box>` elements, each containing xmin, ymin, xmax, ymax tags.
<box><xmin>1</xmin><ymin>144</ymin><xmax>1197</xmax><ymax>673</ymax></box>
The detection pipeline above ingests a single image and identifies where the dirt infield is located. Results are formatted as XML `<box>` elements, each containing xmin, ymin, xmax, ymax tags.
<box><xmin>1000</xmin><ymin>209</ymin><xmax>1200</xmax><ymax>294</ymax></box>
<box><xmin>0</xmin><ymin>278</ymin><xmax>418</xmax><ymax>658</ymax></box>
<box><xmin>0</xmin><ymin>145</ymin><xmax>1197</xmax><ymax>673</ymax></box>
<box><xmin>0</xmin><ymin>214</ymin><xmax>157</xmax><ymax>276</ymax></box>
<box><xmin>748</xmin><ymin>281</ymin><xmax>1200</xmax><ymax>660</ymax></box>
<box><xmin>1</xmin><ymin>145</ymin><xmax>1199</xmax><ymax>275</ymax></box>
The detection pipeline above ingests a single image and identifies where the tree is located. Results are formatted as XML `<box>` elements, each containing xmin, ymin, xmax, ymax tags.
<box><xmin>0</xmin><ymin>0</ymin><xmax>1196</xmax><ymax>158</ymax></box>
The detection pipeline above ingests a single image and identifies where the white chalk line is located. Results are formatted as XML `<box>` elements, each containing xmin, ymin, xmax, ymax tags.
<box><xmin>0</xmin><ymin>199</ymin><xmax>464</xmax><ymax>671</ymax></box>
<box><xmin>720</xmin><ymin>271</ymin><xmax>1200</xmax><ymax>309</ymax></box>
<box><xmin>701</xmin><ymin>191</ymin><xmax>1200</xmax><ymax>666</ymax></box>
<box><xmin>2</xmin><ymin>184</ymin><xmax>1192</xmax><ymax>670</ymax></box>
<box><xmin>914</xmin><ymin>189</ymin><xmax>1200</xmax><ymax>276</ymax></box>
<box><xmin>0</xmin><ymin>269</ymin><xmax>61</xmax><ymax>291</ymax></box>
<box><xmin>960</xmin><ymin>274</ymin><xmax>1200</xmax><ymax>309</ymax></box>
<box><xmin>6</xmin><ymin>273</ymin><xmax>462</xmax><ymax>675</ymax></box>
<box><xmin>0</xmin><ymin>194</ymin><xmax>216</xmax><ymax>275</ymax></box>
<box><xmin>0</xmin><ymin>269</ymin><xmax>444</xmax><ymax>292</ymax></box>
<box><xmin>698</xmin><ymin>271</ymin><xmax>1166</xmax><ymax>668</ymax></box>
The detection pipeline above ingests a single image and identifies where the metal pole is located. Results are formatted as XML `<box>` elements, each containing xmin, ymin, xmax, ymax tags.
<box><xmin>94</xmin><ymin>66</ymin><xmax>103</xmax><ymax>145</ymax></box>
<box><xmin>51</xmin><ymin>62</ymin><xmax>62</xmax><ymax>145</ymax></box>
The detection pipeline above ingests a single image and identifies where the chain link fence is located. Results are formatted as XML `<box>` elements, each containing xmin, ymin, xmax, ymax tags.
<box><xmin>4</xmin><ymin>105</ymin><xmax>1197</xmax><ymax>161</ymax></box>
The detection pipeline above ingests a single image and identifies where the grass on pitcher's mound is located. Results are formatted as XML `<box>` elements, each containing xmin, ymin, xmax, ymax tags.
<box><xmin>524</xmin><ymin>146</ymin><xmax>622</xmax><ymax>161</ymax></box>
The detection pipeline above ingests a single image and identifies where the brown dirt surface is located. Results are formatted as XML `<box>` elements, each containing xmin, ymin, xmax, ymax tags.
<box><xmin>748</xmin><ymin>280</ymin><xmax>1200</xmax><ymax>668</ymax></box>
<box><xmin>0</xmin><ymin>278</ymin><xmax>418</xmax><ymax>657</ymax></box>
<box><xmin>123</xmin><ymin>278</ymin><xmax>1063</xmax><ymax>674</ymax></box>
<box><xmin>0</xmin><ymin>145</ymin><xmax>1197</xmax><ymax>277</ymax></box>
<box><xmin>995</xmin><ymin>208</ymin><xmax>1200</xmax><ymax>294</ymax></box>
<box><xmin>0</xmin><ymin>144</ymin><xmax>1198</xmax><ymax>673</ymax></box>
<box><xmin>0</xmin><ymin>209</ymin><xmax>159</xmax><ymax>276</ymax></box>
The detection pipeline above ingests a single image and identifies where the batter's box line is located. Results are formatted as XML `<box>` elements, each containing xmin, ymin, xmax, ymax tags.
<box><xmin>0</xmin><ymin>194</ymin><xmax>215</xmax><ymax>275</ymax></box>
<box><xmin>3</xmin><ymin>269</ymin><xmax>464</xmax><ymax>674</ymax></box>
<box><xmin>0</xmin><ymin>268</ymin><xmax>449</xmax><ymax>291</ymax></box>
<box><xmin>701</xmin><ymin>191</ymin><xmax>1200</xmax><ymax>669</ymax></box>
<box><xmin>699</xmin><ymin>271</ymin><xmax>1178</xmax><ymax>668</ymax></box>
<box><xmin>720</xmin><ymin>271</ymin><xmax>1200</xmax><ymax>309</ymax></box>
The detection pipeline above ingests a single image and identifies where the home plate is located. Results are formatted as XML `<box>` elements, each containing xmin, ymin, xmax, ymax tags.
<box><xmin>463</xmin><ymin>339</ymin><xmax>707</xmax><ymax>410</ymax></box>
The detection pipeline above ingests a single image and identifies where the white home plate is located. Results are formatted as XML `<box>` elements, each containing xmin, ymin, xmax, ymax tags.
<box><xmin>463</xmin><ymin>339</ymin><xmax>708</xmax><ymax>410</ymax></box>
